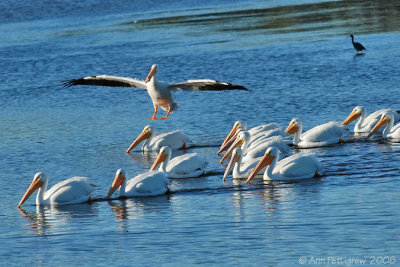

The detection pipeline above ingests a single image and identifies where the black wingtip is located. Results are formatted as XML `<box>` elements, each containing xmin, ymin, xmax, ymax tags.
<box><xmin>61</xmin><ymin>80</ymin><xmax>75</xmax><ymax>87</ymax></box>
<box><xmin>231</xmin><ymin>84</ymin><xmax>249</xmax><ymax>91</ymax></box>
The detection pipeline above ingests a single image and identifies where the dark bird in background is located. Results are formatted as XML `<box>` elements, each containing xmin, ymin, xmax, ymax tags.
<box><xmin>347</xmin><ymin>34</ymin><xmax>366</xmax><ymax>53</ymax></box>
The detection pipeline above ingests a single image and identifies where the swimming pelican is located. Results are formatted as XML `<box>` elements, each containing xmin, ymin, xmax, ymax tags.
<box><xmin>246</xmin><ymin>147</ymin><xmax>323</xmax><ymax>182</ymax></box>
<box><xmin>219</xmin><ymin>120</ymin><xmax>281</xmax><ymax>151</ymax></box>
<box><xmin>150</xmin><ymin>146</ymin><xmax>207</xmax><ymax>178</ymax></box>
<box><xmin>18</xmin><ymin>172</ymin><xmax>95</xmax><ymax>207</ymax></box>
<box><xmin>63</xmin><ymin>64</ymin><xmax>247</xmax><ymax>120</ymax></box>
<box><xmin>342</xmin><ymin>106</ymin><xmax>400</xmax><ymax>133</ymax></box>
<box><xmin>347</xmin><ymin>34</ymin><xmax>366</xmax><ymax>53</ymax></box>
<box><xmin>285</xmin><ymin>118</ymin><xmax>347</xmax><ymax>148</ymax></box>
<box><xmin>218</xmin><ymin>123</ymin><xmax>285</xmax><ymax>156</ymax></box>
<box><xmin>220</xmin><ymin>131</ymin><xmax>291</xmax><ymax>164</ymax></box>
<box><xmin>106</xmin><ymin>169</ymin><xmax>170</xmax><ymax>198</ymax></box>
<box><xmin>367</xmin><ymin>112</ymin><xmax>400</xmax><ymax>140</ymax></box>
<box><xmin>222</xmin><ymin>147</ymin><xmax>264</xmax><ymax>181</ymax></box>
<box><xmin>126</xmin><ymin>125</ymin><xmax>190</xmax><ymax>153</ymax></box>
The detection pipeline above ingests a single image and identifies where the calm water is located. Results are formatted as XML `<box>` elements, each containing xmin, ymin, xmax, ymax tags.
<box><xmin>1</xmin><ymin>0</ymin><xmax>400</xmax><ymax>266</ymax></box>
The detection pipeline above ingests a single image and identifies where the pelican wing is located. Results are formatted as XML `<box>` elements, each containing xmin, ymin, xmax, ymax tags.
<box><xmin>277</xmin><ymin>154</ymin><xmax>321</xmax><ymax>178</ymax></box>
<box><xmin>44</xmin><ymin>176</ymin><xmax>95</xmax><ymax>204</ymax></box>
<box><xmin>167</xmin><ymin>153</ymin><xmax>207</xmax><ymax>177</ymax></box>
<box><xmin>62</xmin><ymin>75</ymin><xmax>147</xmax><ymax>89</ymax></box>
<box><xmin>168</xmin><ymin>79</ymin><xmax>247</xmax><ymax>91</ymax></box>
<box><xmin>150</xmin><ymin>130</ymin><xmax>191</xmax><ymax>150</ymax></box>
<box><xmin>302</xmin><ymin>121</ymin><xmax>347</xmax><ymax>142</ymax></box>
<box><xmin>126</xmin><ymin>171</ymin><xmax>170</xmax><ymax>196</ymax></box>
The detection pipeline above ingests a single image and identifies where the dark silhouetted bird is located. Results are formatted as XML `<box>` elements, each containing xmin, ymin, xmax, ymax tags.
<box><xmin>348</xmin><ymin>34</ymin><xmax>366</xmax><ymax>53</ymax></box>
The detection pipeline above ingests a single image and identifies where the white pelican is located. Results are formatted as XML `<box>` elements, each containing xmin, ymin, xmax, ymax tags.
<box><xmin>218</xmin><ymin>127</ymin><xmax>285</xmax><ymax>156</ymax></box>
<box><xmin>285</xmin><ymin>118</ymin><xmax>347</xmax><ymax>148</ymax></box>
<box><xmin>18</xmin><ymin>172</ymin><xmax>95</xmax><ymax>207</ymax></box>
<box><xmin>367</xmin><ymin>112</ymin><xmax>400</xmax><ymax>140</ymax></box>
<box><xmin>246</xmin><ymin>147</ymin><xmax>323</xmax><ymax>182</ymax></box>
<box><xmin>106</xmin><ymin>169</ymin><xmax>170</xmax><ymax>198</ymax></box>
<box><xmin>220</xmin><ymin>131</ymin><xmax>291</xmax><ymax>164</ymax></box>
<box><xmin>126</xmin><ymin>125</ymin><xmax>190</xmax><ymax>153</ymax></box>
<box><xmin>342</xmin><ymin>106</ymin><xmax>400</xmax><ymax>133</ymax></box>
<box><xmin>63</xmin><ymin>64</ymin><xmax>247</xmax><ymax>120</ymax></box>
<box><xmin>222</xmin><ymin>147</ymin><xmax>264</xmax><ymax>181</ymax></box>
<box><xmin>150</xmin><ymin>146</ymin><xmax>207</xmax><ymax>178</ymax></box>
<box><xmin>219</xmin><ymin>120</ymin><xmax>281</xmax><ymax>151</ymax></box>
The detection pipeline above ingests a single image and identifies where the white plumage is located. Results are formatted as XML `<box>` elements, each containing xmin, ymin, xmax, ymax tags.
<box><xmin>150</xmin><ymin>146</ymin><xmax>207</xmax><ymax>178</ymax></box>
<box><xmin>107</xmin><ymin>169</ymin><xmax>171</xmax><ymax>198</ymax></box>
<box><xmin>220</xmin><ymin>131</ymin><xmax>291</xmax><ymax>164</ymax></box>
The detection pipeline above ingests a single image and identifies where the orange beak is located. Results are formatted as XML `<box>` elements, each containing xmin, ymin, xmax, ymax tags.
<box><xmin>107</xmin><ymin>172</ymin><xmax>126</xmax><ymax>198</ymax></box>
<box><xmin>367</xmin><ymin>116</ymin><xmax>390</xmax><ymax>139</ymax></box>
<box><xmin>18</xmin><ymin>177</ymin><xmax>44</xmax><ymax>207</ymax></box>
<box><xmin>222</xmin><ymin>150</ymin><xmax>240</xmax><ymax>181</ymax></box>
<box><xmin>219</xmin><ymin>124</ymin><xmax>240</xmax><ymax>150</ymax></box>
<box><xmin>342</xmin><ymin>110</ymin><xmax>361</xmax><ymax>126</ymax></box>
<box><xmin>220</xmin><ymin>137</ymin><xmax>244</xmax><ymax>164</ymax></box>
<box><xmin>145</xmin><ymin>67</ymin><xmax>156</xmax><ymax>83</ymax></box>
<box><xmin>125</xmin><ymin>130</ymin><xmax>151</xmax><ymax>154</ymax></box>
<box><xmin>150</xmin><ymin>150</ymin><xmax>168</xmax><ymax>171</ymax></box>
<box><xmin>285</xmin><ymin>122</ymin><xmax>299</xmax><ymax>135</ymax></box>
<box><xmin>217</xmin><ymin>132</ymin><xmax>238</xmax><ymax>156</ymax></box>
<box><xmin>245</xmin><ymin>152</ymin><xmax>274</xmax><ymax>183</ymax></box>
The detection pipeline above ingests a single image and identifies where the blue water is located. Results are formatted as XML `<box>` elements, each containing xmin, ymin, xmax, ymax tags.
<box><xmin>1</xmin><ymin>0</ymin><xmax>400</xmax><ymax>266</ymax></box>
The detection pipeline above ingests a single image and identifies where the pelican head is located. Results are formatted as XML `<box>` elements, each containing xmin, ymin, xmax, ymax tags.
<box><xmin>246</xmin><ymin>147</ymin><xmax>278</xmax><ymax>183</ymax></box>
<box><xmin>18</xmin><ymin>172</ymin><xmax>48</xmax><ymax>207</ymax></box>
<box><xmin>150</xmin><ymin>146</ymin><xmax>172</xmax><ymax>171</ymax></box>
<box><xmin>222</xmin><ymin>147</ymin><xmax>242</xmax><ymax>181</ymax></box>
<box><xmin>367</xmin><ymin>112</ymin><xmax>393</xmax><ymax>139</ymax></box>
<box><xmin>220</xmin><ymin>131</ymin><xmax>248</xmax><ymax>164</ymax></box>
<box><xmin>342</xmin><ymin>106</ymin><xmax>364</xmax><ymax>126</ymax></box>
<box><xmin>145</xmin><ymin>64</ymin><xmax>158</xmax><ymax>83</ymax></box>
<box><xmin>125</xmin><ymin>125</ymin><xmax>153</xmax><ymax>153</ymax></box>
<box><xmin>107</xmin><ymin>169</ymin><xmax>127</xmax><ymax>198</ymax></box>
<box><xmin>285</xmin><ymin>118</ymin><xmax>301</xmax><ymax>135</ymax></box>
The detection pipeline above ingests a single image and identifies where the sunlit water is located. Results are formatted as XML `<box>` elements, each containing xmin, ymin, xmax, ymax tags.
<box><xmin>1</xmin><ymin>0</ymin><xmax>400</xmax><ymax>266</ymax></box>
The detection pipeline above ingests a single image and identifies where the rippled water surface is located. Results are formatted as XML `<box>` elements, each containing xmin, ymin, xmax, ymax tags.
<box><xmin>1</xmin><ymin>0</ymin><xmax>400</xmax><ymax>266</ymax></box>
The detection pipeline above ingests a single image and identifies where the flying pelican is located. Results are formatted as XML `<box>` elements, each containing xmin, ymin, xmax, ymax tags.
<box><xmin>347</xmin><ymin>34</ymin><xmax>366</xmax><ymax>53</ymax></box>
<box><xmin>342</xmin><ymin>106</ymin><xmax>400</xmax><ymax>133</ymax></box>
<box><xmin>246</xmin><ymin>147</ymin><xmax>323</xmax><ymax>182</ymax></box>
<box><xmin>367</xmin><ymin>112</ymin><xmax>400</xmax><ymax>140</ymax></box>
<box><xmin>63</xmin><ymin>64</ymin><xmax>247</xmax><ymax>120</ymax></box>
<box><xmin>126</xmin><ymin>125</ymin><xmax>190</xmax><ymax>153</ymax></box>
<box><xmin>219</xmin><ymin>121</ymin><xmax>281</xmax><ymax>151</ymax></box>
<box><xmin>18</xmin><ymin>172</ymin><xmax>95</xmax><ymax>207</ymax></box>
<box><xmin>150</xmin><ymin>146</ymin><xmax>207</xmax><ymax>178</ymax></box>
<box><xmin>220</xmin><ymin>131</ymin><xmax>291</xmax><ymax>164</ymax></box>
<box><xmin>285</xmin><ymin>118</ymin><xmax>347</xmax><ymax>148</ymax></box>
<box><xmin>106</xmin><ymin>169</ymin><xmax>170</xmax><ymax>198</ymax></box>
<box><xmin>223</xmin><ymin>147</ymin><xmax>264</xmax><ymax>181</ymax></box>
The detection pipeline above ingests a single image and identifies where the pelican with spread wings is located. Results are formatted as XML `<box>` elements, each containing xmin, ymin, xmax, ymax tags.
<box><xmin>63</xmin><ymin>64</ymin><xmax>247</xmax><ymax>120</ymax></box>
